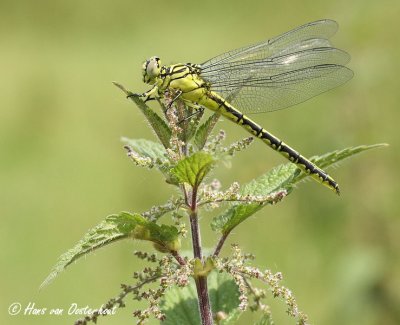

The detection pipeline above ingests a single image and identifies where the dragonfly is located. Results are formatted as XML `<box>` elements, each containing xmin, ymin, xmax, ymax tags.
<box><xmin>132</xmin><ymin>19</ymin><xmax>353</xmax><ymax>194</ymax></box>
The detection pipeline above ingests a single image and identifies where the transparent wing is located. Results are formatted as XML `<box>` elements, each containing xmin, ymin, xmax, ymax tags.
<box><xmin>206</xmin><ymin>47</ymin><xmax>353</xmax><ymax>113</ymax></box>
<box><xmin>201</xmin><ymin>19</ymin><xmax>339</xmax><ymax>68</ymax></box>
<box><xmin>223</xmin><ymin>64</ymin><xmax>353</xmax><ymax>113</ymax></box>
<box><xmin>200</xmin><ymin>19</ymin><xmax>353</xmax><ymax>113</ymax></box>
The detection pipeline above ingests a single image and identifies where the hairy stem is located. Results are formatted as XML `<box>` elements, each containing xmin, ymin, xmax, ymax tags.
<box><xmin>213</xmin><ymin>230</ymin><xmax>231</xmax><ymax>257</ymax></box>
<box><xmin>195</xmin><ymin>276</ymin><xmax>213</xmax><ymax>325</ymax></box>
<box><xmin>170</xmin><ymin>250</ymin><xmax>186</xmax><ymax>266</ymax></box>
<box><xmin>190</xmin><ymin>187</ymin><xmax>202</xmax><ymax>259</ymax></box>
<box><xmin>189</xmin><ymin>185</ymin><xmax>213</xmax><ymax>325</ymax></box>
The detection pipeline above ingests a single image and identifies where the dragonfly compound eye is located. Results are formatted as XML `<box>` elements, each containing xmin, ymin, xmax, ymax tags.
<box><xmin>142</xmin><ymin>56</ymin><xmax>161</xmax><ymax>84</ymax></box>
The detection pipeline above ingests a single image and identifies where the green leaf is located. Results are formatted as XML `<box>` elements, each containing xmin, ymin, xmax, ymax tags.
<box><xmin>211</xmin><ymin>144</ymin><xmax>386</xmax><ymax>234</ymax></box>
<box><xmin>40</xmin><ymin>212</ymin><xmax>141</xmax><ymax>289</ymax></box>
<box><xmin>121</xmin><ymin>138</ymin><xmax>177</xmax><ymax>181</ymax></box>
<box><xmin>133</xmin><ymin>215</ymin><xmax>181</xmax><ymax>252</ymax></box>
<box><xmin>211</xmin><ymin>163</ymin><xmax>294</xmax><ymax>234</ymax></box>
<box><xmin>122</xmin><ymin>138</ymin><xmax>169</xmax><ymax>162</ymax></box>
<box><xmin>160</xmin><ymin>271</ymin><xmax>241</xmax><ymax>325</ymax></box>
<box><xmin>160</xmin><ymin>280</ymin><xmax>199</xmax><ymax>325</ymax></box>
<box><xmin>171</xmin><ymin>152</ymin><xmax>215</xmax><ymax>187</ymax></box>
<box><xmin>131</xmin><ymin>99</ymin><xmax>171</xmax><ymax>149</ymax></box>
<box><xmin>212</xmin><ymin>204</ymin><xmax>260</xmax><ymax>234</ymax></box>
<box><xmin>288</xmin><ymin>143</ymin><xmax>388</xmax><ymax>193</ymax></box>
<box><xmin>208</xmin><ymin>271</ymin><xmax>242</xmax><ymax>325</ymax></box>
<box><xmin>241</xmin><ymin>163</ymin><xmax>298</xmax><ymax>196</ymax></box>
<box><xmin>304</xmin><ymin>143</ymin><xmax>388</xmax><ymax>180</ymax></box>
<box><xmin>41</xmin><ymin>212</ymin><xmax>180</xmax><ymax>288</ymax></box>
<box><xmin>194</xmin><ymin>113</ymin><xmax>220</xmax><ymax>150</ymax></box>
<box><xmin>113</xmin><ymin>82</ymin><xmax>171</xmax><ymax>148</ymax></box>
<box><xmin>211</xmin><ymin>191</ymin><xmax>286</xmax><ymax>234</ymax></box>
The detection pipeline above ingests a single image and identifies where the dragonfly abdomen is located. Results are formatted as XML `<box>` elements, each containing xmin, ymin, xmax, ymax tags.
<box><xmin>203</xmin><ymin>91</ymin><xmax>340</xmax><ymax>194</ymax></box>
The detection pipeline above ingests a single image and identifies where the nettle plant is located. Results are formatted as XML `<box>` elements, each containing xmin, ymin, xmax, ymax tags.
<box><xmin>42</xmin><ymin>82</ymin><xmax>384</xmax><ymax>325</ymax></box>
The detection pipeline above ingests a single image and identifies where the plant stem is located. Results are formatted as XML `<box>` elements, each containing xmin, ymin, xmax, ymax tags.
<box><xmin>190</xmin><ymin>213</ymin><xmax>203</xmax><ymax>259</ymax></box>
<box><xmin>195</xmin><ymin>276</ymin><xmax>213</xmax><ymax>325</ymax></box>
<box><xmin>189</xmin><ymin>185</ymin><xmax>213</xmax><ymax>325</ymax></box>
<box><xmin>213</xmin><ymin>230</ymin><xmax>231</xmax><ymax>257</ymax></box>
<box><xmin>170</xmin><ymin>250</ymin><xmax>186</xmax><ymax>266</ymax></box>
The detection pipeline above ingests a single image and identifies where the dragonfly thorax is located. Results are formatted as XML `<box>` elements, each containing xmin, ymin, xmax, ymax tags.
<box><xmin>142</xmin><ymin>56</ymin><xmax>161</xmax><ymax>84</ymax></box>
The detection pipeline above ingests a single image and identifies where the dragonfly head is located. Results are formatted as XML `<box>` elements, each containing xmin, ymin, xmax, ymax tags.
<box><xmin>142</xmin><ymin>56</ymin><xmax>161</xmax><ymax>84</ymax></box>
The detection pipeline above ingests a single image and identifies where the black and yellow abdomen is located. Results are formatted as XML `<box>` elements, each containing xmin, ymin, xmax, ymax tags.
<box><xmin>195</xmin><ymin>90</ymin><xmax>340</xmax><ymax>194</ymax></box>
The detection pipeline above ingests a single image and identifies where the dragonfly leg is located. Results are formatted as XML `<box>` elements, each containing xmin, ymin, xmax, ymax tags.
<box><xmin>178</xmin><ymin>107</ymin><xmax>205</xmax><ymax>124</ymax></box>
<box><xmin>165</xmin><ymin>90</ymin><xmax>183</xmax><ymax>111</ymax></box>
<box><xmin>128</xmin><ymin>85</ymin><xmax>159</xmax><ymax>103</ymax></box>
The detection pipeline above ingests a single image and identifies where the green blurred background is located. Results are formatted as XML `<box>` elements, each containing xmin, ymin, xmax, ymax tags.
<box><xmin>1</xmin><ymin>0</ymin><xmax>399</xmax><ymax>324</ymax></box>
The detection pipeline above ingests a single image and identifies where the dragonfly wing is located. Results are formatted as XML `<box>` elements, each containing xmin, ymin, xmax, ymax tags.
<box><xmin>207</xmin><ymin>47</ymin><xmax>353</xmax><ymax>113</ymax></box>
<box><xmin>200</xmin><ymin>19</ymin><xmax>352</xmax><ymax>112</ymax></box>
<box><xmin>224</xmin><ymin>65</ymin><xmax>353</xmax><ymax>113</ymax></box>
<box><xmin>201</xmin><ymin>19</ymin><xmax>339</xmax><ymax>71</ymax></box>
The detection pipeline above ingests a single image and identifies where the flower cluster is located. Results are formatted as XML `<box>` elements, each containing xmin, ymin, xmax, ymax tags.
<box><xmin>216</xmin><ymin>245</ymin><xmax>309</xmax><ymax>325</ymax></box>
